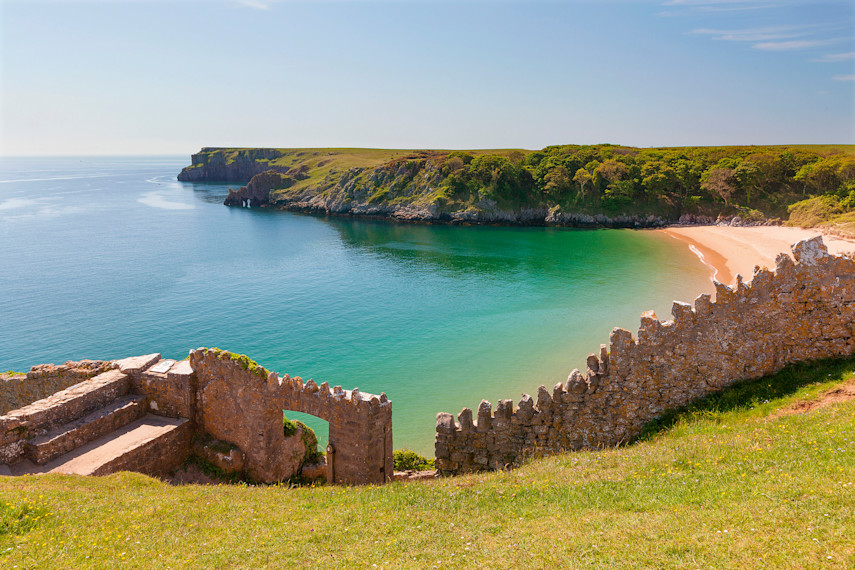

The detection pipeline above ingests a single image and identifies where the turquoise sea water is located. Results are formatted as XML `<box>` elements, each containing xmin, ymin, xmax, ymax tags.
<box><xmin>0</xmin><ymin>156</ymin><xmax>711</xmax><ymax>454</ymax></box>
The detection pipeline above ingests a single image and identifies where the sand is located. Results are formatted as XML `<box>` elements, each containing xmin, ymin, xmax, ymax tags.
<box><xmin>660</xmin><ymin>226</ymin><xmax>855</xmax><ymax>286</ymax></box>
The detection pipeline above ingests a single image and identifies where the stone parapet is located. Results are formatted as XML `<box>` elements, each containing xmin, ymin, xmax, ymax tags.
<box><xmin>3</xmin><ymin>348</ymin><xmax>394</xmax><ymax>485</ymax></box>
<box><xmin>436</xmin><ymin>236</ymin><xmax>855</xmax><ymax>475</ymax></box>
<box><xmin>1</xmin><ymin>369</ymin><xmax>131</xmax><ymax>464</ymax></box>
<box><xmin>25</xmin><ymin>395</ymin><xmax>147</xmax><ymax>465</ymax></box>
<box><xmin>0</xmin><ymin>360</ymin><xmax>114</xmax><ymax>415</ymax></box>
<box><xmin>86</xmin><ymin>416</ymin><xmax>193</xmax><ymax>477</ymax></box>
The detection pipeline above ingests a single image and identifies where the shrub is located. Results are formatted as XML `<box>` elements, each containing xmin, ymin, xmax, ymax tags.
<box><xmin>393</xmin><ymin>449</ymin><xmax>435</xmax><ymax>471</ymax></box>
<box><xmin>282</xmin><ymin>415</ymin><xmax>299</xmax><ymax>438</ymax></box>
<box><xmin>787</xmin><ymin>194</ymin><xmax>843</xmax><ymax>227</ymax></box>
<box><xmin>283</xmin><ymin>414</ymin><xmax>323</xmax><ymax>465</ymax></box>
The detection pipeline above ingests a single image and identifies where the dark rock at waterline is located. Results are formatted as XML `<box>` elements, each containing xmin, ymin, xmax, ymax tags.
<box><xmin>223</xmin><ymin>170</ymin><xmax>295</xmax><ymax>207</ymax></box>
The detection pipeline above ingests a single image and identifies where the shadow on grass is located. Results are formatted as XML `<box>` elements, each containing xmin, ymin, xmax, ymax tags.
<box><xmin>634</xmin><ymin>355</ymin><xmax>855</xmax><ymax>443</ymax></box>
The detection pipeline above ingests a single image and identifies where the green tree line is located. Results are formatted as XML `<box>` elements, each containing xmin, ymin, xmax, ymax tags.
<box><xmin>430</xmin><ymin>145</ymin><xmax>855</xmax><ymax>220</ymax></box>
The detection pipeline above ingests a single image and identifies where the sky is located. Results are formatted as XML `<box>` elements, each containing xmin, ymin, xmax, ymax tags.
<box><xmin>0</xmin><ymin>0</ymin><xmax>853</xmax><ymax>155</ymax></box>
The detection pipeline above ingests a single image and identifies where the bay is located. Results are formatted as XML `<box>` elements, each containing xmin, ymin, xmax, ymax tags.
<box><xmin>0</xmin><ymin>156</ymin><xmax>711</xmax><ymax>454</ymax></box>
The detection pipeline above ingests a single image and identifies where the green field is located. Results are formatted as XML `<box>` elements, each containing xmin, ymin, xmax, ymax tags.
<box><xmin>2</xmin><ymin>357</ymin><xmax>853</xmax><ymax>568</ymax></box>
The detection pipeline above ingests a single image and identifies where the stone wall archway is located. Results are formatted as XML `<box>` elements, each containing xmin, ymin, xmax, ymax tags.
<box><xmin>190</xmin><ymin>349</ymin><xmax>393</xmax><ymax>484</ymax></box>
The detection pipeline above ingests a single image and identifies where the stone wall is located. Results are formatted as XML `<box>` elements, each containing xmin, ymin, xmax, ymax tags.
<box><xmin>2</xmin><ymin>350</ymin><xmax>393</xmax><ymax>485</ymax></box>
<box><xmin>89</xmin><ymin>418</ymin><xmax>193</xmax><ymax>477</ymax></box>
<box><xmin>123</xmin><ymin>355</ymin><xmax>196</xmax><ymax>421</ymax></box>
<box><xmin>435</xmin><ymin>236</ymin><xmax>855</xmax><ymax>474</ymax></box>
<box><xmin>0</xmin><ymin>369</ymin><xmax>131</xmax><ymax>464</ymax></box>
<box><xmin>189</xmin><ymin>349</ymin><xmax>394</xmax><ymax>484</ymax></box>
<box><xmin>0</xmin><ymin>360</ymin><xmax>114</xmax><ymax>415</ymax></box>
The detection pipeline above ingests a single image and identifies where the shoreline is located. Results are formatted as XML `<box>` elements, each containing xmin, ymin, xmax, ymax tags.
<box><xmin>660</xmin><ymin>226</ymin><xmax>855</xmax><ymax>287</ymax></box>
<box><xmin>270</xmin><ymin>203</ymin><xmax>855</xmax><ymax>290</ymax></box>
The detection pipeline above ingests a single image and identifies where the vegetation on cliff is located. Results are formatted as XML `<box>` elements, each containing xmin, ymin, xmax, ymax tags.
<box><xmin>182</xmin><ymin>145</ymin><xmax>855</xmax><ymax>230</ymax></box>
<box><xmin>2</xmin><ymin>357</ymin><xmax>853</xmax><ymax>567</ymax></box>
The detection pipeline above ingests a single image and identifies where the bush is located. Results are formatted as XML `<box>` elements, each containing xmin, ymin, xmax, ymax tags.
<box><xmin>787</xmin><ymin>195</ymin><xmax>843</xmax><ymax>227</ymax></box>
<box><xmin>282</xmin><ymin>415</ymin><xmax>299</xmax><ymax>438</ymax></box>
<box><xmin>283</xmin><ymin>414</ymin><xmax>323</xmax><ymax>465</ymax></box>
<box><xmin>393</xmin><ymin>449</ymin><xmax>435</xmax><ymax>471</ymax></box>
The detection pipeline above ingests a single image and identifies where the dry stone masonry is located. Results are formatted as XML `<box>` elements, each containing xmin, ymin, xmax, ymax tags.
<box><xmin>0</xmin><ymin>360</ymin><xmax>114</xmax><ymax>415</ymax></box>
<box><xmin>190</xmin><ymin>348</ymin><xmax>393</xmax><ymax>484</ymax></box>
<box><xmin>435</xmin><ymin>236</ymin><xmax>855</xmax><ymax>475</ymax></box>
<box><xmin>1</xmin><ymin>349</ymin><xmax>392</xmax><ymax>484</ymax></box>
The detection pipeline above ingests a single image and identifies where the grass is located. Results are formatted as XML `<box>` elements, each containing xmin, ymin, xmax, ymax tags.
<box><xmin>197</xmin><ymin>147</ymin><xmax>531</xmax><ymax>200</ymax></box>
<box><xmin>1</xmin><ymin>358</ymin><xmax>854</xmax><ymax>568</ymax></box>
<box><xmin>787</xmin><ymin>195</ymin><xmax>855</xmax><ymax>238</ymax></box>
<box><xmin>204</xmin><ymin>347</ymin><xmax>269</xmax><ymax>379</ymax></box>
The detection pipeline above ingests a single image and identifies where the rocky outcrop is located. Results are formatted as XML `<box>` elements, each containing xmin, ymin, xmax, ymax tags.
<box><xmin>436</xmin><ymin>236</ymin><xmax>855</xmax><ymax>474</ymax></box>
<box><xmin>270</xmin><ymin>163</ymin><xmax>671</xmax><ymax>227</ymax></box>
<box><xmin>223</xmin><ymin>170</ymin><xmax>295</xmax><ymax>207</ymax></box>
<box><xmin>178</xmin><ymin>148</ymin><xmax>289</xmax><ymax>183</ymax></box>
<box><xmin>273</xmin><ymin>198</ymin><xmax>671</xmax><ymax>227</ymax></box>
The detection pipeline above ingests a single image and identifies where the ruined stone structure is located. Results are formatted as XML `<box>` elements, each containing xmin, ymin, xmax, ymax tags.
<box><xmin>1</xmin><ymin>349</ymin><xmax>392</xmax><ymax>485</ymax></box>
<box><xmin>189</xmin><ymin>349</ymin><xmax>393</xmax><ymax>484</ymax></box>
<box><xmin>436</xmin><ymin>237</ymin><xmax>855</xmax><ymax>474</ymax></box>
<box><xmin>0</xmin><ymin>360</ymin><xmax>114</xmax><ymax>415</ymax></box>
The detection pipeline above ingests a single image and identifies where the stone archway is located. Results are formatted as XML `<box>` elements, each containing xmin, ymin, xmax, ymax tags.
<box><xmin>190</xmin><ymin>349</ymin><xmax>393</xmax><ymax>484</ymax></box>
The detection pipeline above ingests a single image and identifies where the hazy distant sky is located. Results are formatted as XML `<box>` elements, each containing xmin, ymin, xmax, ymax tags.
<box><xmin>1</xmin><ymin>0</ymin><xmax>853</xmax><ymax>155</ymax></box>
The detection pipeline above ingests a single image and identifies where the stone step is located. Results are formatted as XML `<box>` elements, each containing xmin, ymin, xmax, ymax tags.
<box><xmin>24</xmin><ymin>395</ymin><xmax>147</xmax><ymax>465</ymax></box>
<box><xmin>3</xmin><ymin>369</ymin><xmax>130</xmax><ymax>437</ymax></box>
<box><xmin>8</xmin><ymin>414</ymin><xmax>192</xmax><ymax>477</ymax></box>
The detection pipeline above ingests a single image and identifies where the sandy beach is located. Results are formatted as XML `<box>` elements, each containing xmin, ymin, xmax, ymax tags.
<box><xmin>661</xmin><ymin>226</ymin><xmax>855</xmax><ymax>286</ymax></box>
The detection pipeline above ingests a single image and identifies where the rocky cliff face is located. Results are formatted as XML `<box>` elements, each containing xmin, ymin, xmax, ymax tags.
<box><xmin>178</xmin><ymin>148</ymin><xmax>289</xmax><ymax>183</ymax></box>
<box><xmin>223</xmin><ymin>171</ymin><xmax>295</xmax><ymax>207</ymax></box>
<box><xmin>266</xmin><ymin>161</ymin><xmax>671</xmax><ymax>227</ymax></box>
<box><xmin>185</xmin><ymin>148</ymin><xmax>759</xmax><ymax>228</ymax></box>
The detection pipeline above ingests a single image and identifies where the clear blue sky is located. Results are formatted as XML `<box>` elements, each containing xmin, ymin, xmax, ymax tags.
<box><xmin>1</xmin><ymin>0</ymin><xmax>853</xmax><ymax>155</ymax></box>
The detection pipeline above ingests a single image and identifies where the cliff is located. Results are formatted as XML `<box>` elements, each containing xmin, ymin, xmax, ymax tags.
<box><xmin>177</xmin><ymin>148</ymin><xmax>290</xmax><ymax>182</ymax></box>
<box><xmin>223</xmin><ymin>171</ymin><xmax>296</xmax><ymax>207</ymax></box>
<box><xmin>178</xmin><ymin>145</ymin><xmax>855</xmax><ymax>228</ymax></box>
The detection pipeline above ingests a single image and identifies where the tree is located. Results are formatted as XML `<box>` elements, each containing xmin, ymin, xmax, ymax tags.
<box><xmin>733</xmin><ymin>160</ymin><xmax>761</xmax><ymax>206</ymax></box>
<box><xmin>594</xmin><ymin>159</ymin><xmax>628</xmax><ymax>190</ymax></box>
<box><xmin>641</xmin><ymin>160</ymin><xmax>677</xmax><ymax>200</ymax></box>
<box><xmin>673</xmin><ymin>158</ymin><xmax>703</xmax><ymax>199</ymax></box>
<box><xmin>573</xmin><ymin>167</ymin><xmax>593</xmax><ymax>196</ymax></box>
<box><xmin>702</xmin><ymin>167</ymin><xmax>737</xmax><ymax>208</ymax></box>
<box><xmin>544</xmin><ymin>165</ymin><xmax>571</xmax><ymax>201</ymax></box>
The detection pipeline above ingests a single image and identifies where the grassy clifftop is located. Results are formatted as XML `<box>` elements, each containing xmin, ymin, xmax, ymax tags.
<box><xmin>2</xmin><ymin>357</ymin><xmax>854</xmax><ymax>567</ymax></box>
<box><xmin>181</xmin><ymin>144</ymin><xmax>855</xmax><ymax>229</ymax></box>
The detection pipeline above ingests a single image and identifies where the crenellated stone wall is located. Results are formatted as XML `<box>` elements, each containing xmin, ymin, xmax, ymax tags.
<box><xmin>2</xmin><ymin>350</ymin><xmax>392</xmax><ymax>485</ymax></box>
<box><xmin>435</xmin><ymin>236</ymin><xmax>855</xmax><ymax>475</ymax></box>
<box><xmin>189</xmin><ymin>348</ymin><xmax>394</xmax><ymax>485</ymax></box>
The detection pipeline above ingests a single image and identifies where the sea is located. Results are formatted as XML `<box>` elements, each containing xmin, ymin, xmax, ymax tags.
<box><xmin>0</xmin><ymin>156</ymin><xmax>712</xmax><ymax>454</ymax></box>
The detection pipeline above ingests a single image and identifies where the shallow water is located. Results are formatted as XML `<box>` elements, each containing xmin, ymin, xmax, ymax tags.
<box><xmin>0</xmin><ymin>156</ymin><xmax>711</xmax><ymax>453</ymax></box>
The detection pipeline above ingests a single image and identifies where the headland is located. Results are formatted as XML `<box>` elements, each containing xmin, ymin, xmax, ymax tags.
<box><xmin>178</xmin><ymin>145</ymin><xmax>855</xmax><ymax>232</ymax></box>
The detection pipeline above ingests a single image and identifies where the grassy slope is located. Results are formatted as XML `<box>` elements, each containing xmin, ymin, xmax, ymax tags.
<box><xmin>2</xmin><ymin>358</ymin><xmax>854</xmax><ymax>568</ymax></box>
<box><xmin>260</xmin><ymin>147</ymin><xmax>528</xmax><ymax>196</ymax></box>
